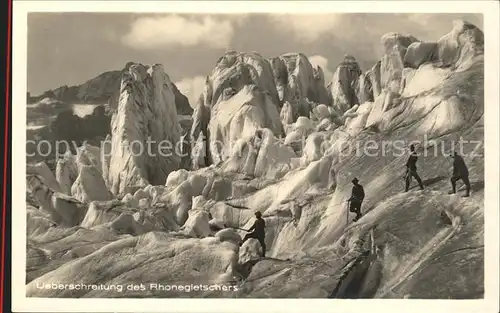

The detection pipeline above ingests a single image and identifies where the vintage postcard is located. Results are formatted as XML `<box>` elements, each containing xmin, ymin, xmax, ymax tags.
<box><xmin>11</xmin><ymin>1</ymin><xmax>499</xmax><ymax>312</ymax></box>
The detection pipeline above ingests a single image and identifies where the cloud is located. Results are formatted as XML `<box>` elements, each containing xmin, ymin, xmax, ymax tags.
<box><xmin>309</xmin><ymin>55</ymin><xmax>334</xmax><ymax>84</ymax></box>
<box><xmin>175</xmin><ymin>76</ymin><xmax>206</xmax><ymax>108</ymax></box>
<box><xmin>405</xmin><ymin>14</ymin><xmax>435</xmax><ymax>27</ymax></box>
<box><xmin>103</xmin><ymin>28</ymin><xmax>119</xmax><ymax>42</ymax></box>
<box><xmin>122</xmin><ymin>15</ymin><xmax>235</xmax><ymax>49</ymax></box>
<box><xmin>269</xmin><ymin>14</ymin><xmax>342</xmax><ymax>42</ymax></box>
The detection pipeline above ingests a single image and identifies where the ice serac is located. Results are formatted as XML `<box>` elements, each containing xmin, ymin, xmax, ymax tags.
<box><xmin>27</xmin><ymin>175</ymin><xmax>87</xmax><ymax>227</ymax></box>
<box><xmin>27</xmin><ymin>162</ymin><xmax>62</xmax><ymax>193</ymax></box>
<box><xmin>312</xmin><ymin>65</ymin><xmax>331</xmax><ymax>105</ymax></box>
<box><xmin>355</xmin><ymin>71</ymin><xmax>374</xmax><ymax>104</ymax></box>
<box><xmin>80</xmin><ymin>199</ymin><xmax>179</xmax><ymax>235</ymax></box>
<box><xmin>190</xmin><ymin>97</ymin><xmax>211</xmax><ymax>170</ymax></box>
<box><xmin>55</xmin><ymin>143</ymin><xmax>109</xmax><ymax>200</ymax></box>
<box><xmin>101</xmin><ymin>134</ymin><xmax>112</xmax><ymax>187</ymax></box>
<box><xmin>74</xmin><ymin>144</ymin><xmax>102</xmax><ymax>174</ymax></box>
<box><xmin>208</xmin><ymin>85</ymin><xmax>282</xmax><ymax>165</ymax></box>
<box><xmin>365</xmin><ymin>20</ymin><xmax>484</xmax><ymax>138</ymax></box>
<box><xmin>379</xmin><ymin>33</ymin><xmax>419</xmax><ymax>94</ymax></box>
<box><xmin>222</xmin><ymin>128</ymin><xmax>297</xmax><ymax>180</ymax></box>
<box><xmin>329</xmin><ymin>55</ymin><xmax>363</xmax><ymax>116</ymax></box>
<box><xmin>381</xmin><ymin>33</ymin><xmax>419</xmax><ymax>55</ymax></box>
<box><xmin>203</xmin><ymin>51</ymin><xmax>280</xmax><ymax>109</ymax></box>
<box><xmin>190</xmin><ymin>52</ymin><xmax>282</xmax><ymax>168</ymax></box>
<box><xmin>55</xmin><ymin>151</ymin><xmax>78</xmax><ymax>195</ymax></box>
<box><xmin>370</xmin><ymin>61</ymin><xmax>382</xmax><ymax>98</ymax></box>
<box><xmin>179</xmin><ymin>210</ymin><xmax>212</xmax><ymax>238</ymax></box>
<box><xmin>404</xmin><ymin>42</ymin><xmax>439</xmax><ymax>69</ymax></box>
<box><xmin>161</xmin><ymin>170</ymin><xmax>209</xmax><ymax>225</ymax></box>
<box><xmin>436</xmin><ymin>20</ymin><xmax>484</xmax><ymax>70</ymax></box>
<box><xmin>280</xmin><ymin>101</ymin><xmax>294</xmax><ymax>126</ymax></box>
<box><xmin>108</xmin><ymin>63</ymin><xmax>182</xmax><ymax>196</ymax></box>
<box><xmin>71</xmin><ymin>165</ymin><xmax>113</xmax><ymax>203</ymax></box>
<box><xmin>270</xmin><ymin>53</ymin><xmax>330</xmax><ymax>119</ymax></box>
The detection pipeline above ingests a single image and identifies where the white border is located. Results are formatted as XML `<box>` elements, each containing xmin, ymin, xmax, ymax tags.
<box><xmin>11</xmin><ymin>1</ymin><xmax>500</xmax><ymax>313</ymax></box>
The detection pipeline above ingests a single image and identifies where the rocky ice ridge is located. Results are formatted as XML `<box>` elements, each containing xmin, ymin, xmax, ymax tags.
<box><xmin>202</xmin><ymin>51</ymin><xmax>281</xmax><ymax>109</ymax></box>
<box><xmin>269</xmin><ymin>53</ymin><xmax>331</xmax><ymax>118</ymax></box>
<box><xmin>207</xmin><ymin>84</ymin><xmax>283</xmax><ymax>166</ymax></box>
<box><xmin>220</xmin><ymin>128</ymin><xmax>298</xmax><ymax>180</ymax></box>
<box><xmin>26</xmin><ymin>21</ymin><xmax>484</xmax><ymax>298</ymax></box>
<box><xmin>107</xmin><ymin>63</ymin><xmax>194</xmax><ymax>116</ymax></box>
<box><xmin>329</xmin><ymin>55</ymin><xmax>364</xmax><ymax>116</ymax></box>
<box><xmin>326</xmin><ymin>20</ymin><xmax>484</xmax><ymax>140</ymax></box>
<box><xmin>106</xmin><ymin>63</ymin><xmax>183</xmax><ymax>196</ymax></box>
<box><xmin>191</xmin><ymin>51</ymin><xmax>334</xmax><ymax>170</ymax></box>
<box><xmin>191</xmin><ymin>52</ymin><xmax>284</xmax><ymax>169</ymax></box>
<box><xmin>436</xmin><ymin>20</ymin><xmax>484</xmax><ymax>70</ymax></box>
<box><xmin>361</xmin><ymin>20</ymin><xmax>484</xmax><ymax>138</ymax></box>
<box><xmin>26</xmin><ymin>173</ymin><xmax>86</xmax><ymax>228</ymax></box>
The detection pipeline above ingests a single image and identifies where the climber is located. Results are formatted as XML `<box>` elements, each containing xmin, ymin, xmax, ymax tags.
<box><xmin>348</xmin><ymin>178</ymin><xmax>365</xmax><ymax>222</ymax></box>
<box><xmin>449</xmin><ymin>151</ymin><xmax>471</xmax><ymax>197</ymax></box>
<box><xmin>405</xmin><ymin>144</ymin><xmax>425</xmax><ymax>192</ymax></box>
<box><xmin>239</xmin><ymin>211</ymin><xmax>266</xmax><ymax>258</ymax></box>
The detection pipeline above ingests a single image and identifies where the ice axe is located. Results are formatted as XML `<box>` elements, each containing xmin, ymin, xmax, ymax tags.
<box><xmin>223</xmin><ymin>224</ymin><xmax>248</xmax><ymax>232</ymax></box>
<box><xmin>346</xmin><ymin>199</ymin><xmax>350</xmax><ymax>227</ymax></box>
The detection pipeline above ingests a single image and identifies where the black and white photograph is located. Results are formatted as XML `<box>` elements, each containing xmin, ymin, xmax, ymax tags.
<box><xmin>10</xmin><ymin>1</ymin><xmax>500</xmax><ymax>312</ymax></box>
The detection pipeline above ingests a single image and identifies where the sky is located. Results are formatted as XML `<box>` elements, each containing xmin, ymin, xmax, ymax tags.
<box><xmin>27</xmin><ymin>13</ymin><xmax>483</xmax><ymax>105</ymax></box>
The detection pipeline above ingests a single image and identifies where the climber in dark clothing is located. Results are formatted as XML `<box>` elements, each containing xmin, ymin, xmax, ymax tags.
<box><xmin>239</xmin><ymin>211</ymin><xmax>266</xmax><ymax>257</ymax></box>
<box><xmin>405</xmin><ymin>144</ymin><xmax>425</xmax><ymax>192</ymax></box>
<box><xmin>449</xmin><ymin>151</ymin><xmax>471</xmax><ymax>197</ymax></box>
<box><xmin>348</xmin><ymin>178</ymin><xmax>365</xmax><ymax>222</ymax></box>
